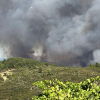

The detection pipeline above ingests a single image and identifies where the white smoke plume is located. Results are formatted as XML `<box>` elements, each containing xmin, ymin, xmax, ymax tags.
<box><xmin>92</xmin><ymin>49</ymin><xmax>100</xmax><ymax>63</ymax></box>
<box><xmin>0</xmin><ymin>0</ymin><xmax>100</xmax><ymax>66</ymax></box>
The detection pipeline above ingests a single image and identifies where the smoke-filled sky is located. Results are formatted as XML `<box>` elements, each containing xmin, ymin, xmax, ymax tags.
<box><xmin>0</xmin><ymin>0</ymin><xmax>100</xmax><ymax>67</ymax></box>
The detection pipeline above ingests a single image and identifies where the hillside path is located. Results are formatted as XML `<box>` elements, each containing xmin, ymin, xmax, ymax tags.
<box><xmin>0</xmin><ymin>69</ymin><xmax>16</xmax><ymax>81</ymax></box>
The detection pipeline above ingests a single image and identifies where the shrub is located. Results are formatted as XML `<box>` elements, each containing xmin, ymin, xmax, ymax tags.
<box><xmin>32</xmin><ymin>76</ymin><xmax>100</xmax><ymax>100</ymax></box>
<box><xmin>45</xmin><ymin>63</ymin><xmax>49</xmax><ymax>66</ymax></box>
<box><xmin>38</xmin><ymin>68</ymin><xmax>42</xmax><ymax>73</ymax></box>
<box><xmin>47</xmin><ymin>71</ymin><xmax>52</xmax><ymax>76</ymax></box>
<box><xmin>95</xmin><ymin>62</ymin><xmax>100</xmax><ymax>67</ymax></box>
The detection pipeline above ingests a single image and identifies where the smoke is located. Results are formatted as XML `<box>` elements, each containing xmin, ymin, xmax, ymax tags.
<box><xmin>92</xmin><ymin>49</ymin><xmax>100</xmax><ymax>63</ymax></box>
<box><xmin>0</xmin><ymin>0</ymin><xmax>100</xmax><ymax>67</ymax></box>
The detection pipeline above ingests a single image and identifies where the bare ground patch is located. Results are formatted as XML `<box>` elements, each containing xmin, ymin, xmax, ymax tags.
<box><xmin>0</xmin><ymin>69</ymin><xmax>16</xmax><ymax>81</ymax></box>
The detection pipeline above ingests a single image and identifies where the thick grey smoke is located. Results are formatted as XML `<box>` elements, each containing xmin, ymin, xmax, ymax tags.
<box><xmin>0</xmin><ymin>0</ymin><xmax>100</xmax><ymax>67</ymax></box>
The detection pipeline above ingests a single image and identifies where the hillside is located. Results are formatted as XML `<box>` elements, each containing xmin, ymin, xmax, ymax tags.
<box><xmin>0</xmin><ymin>57</ymin><xmax>100</xmax><ymax>99</ymax></box>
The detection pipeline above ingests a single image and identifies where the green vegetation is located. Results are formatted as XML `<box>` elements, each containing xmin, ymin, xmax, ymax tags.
<box><xmin>0</xmin><ymin>57</ymin><xmax>100</xmax><ymax>99</ymax></box>
<box><xmin>32</xmin><ymin>76</ymin><xmax>100</xmax><ymax>100</ymax></box>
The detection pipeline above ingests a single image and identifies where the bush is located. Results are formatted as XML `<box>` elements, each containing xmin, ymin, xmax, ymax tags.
<box><xmin>38</xmin><ymin>68</ymin><xmax>42</xmax><ymax>73</ymax></box>
<box><xmin>0</xmin><ymin>76</ymin><xmax>4</xmax><ymax>83</ymax></box>
<box><xmin>32</xmin><ymin>76</ymin><xmax>100</xmax><ymax>100</ymax></box>
<box><xmin>95</xmin><ymin>62</ymin><xmax>100</xmax><ymax>67</ymax></box>
<box><xmin>47</xmin><ymin>71</ymin><xmax>52</xmax><ymax>76</ymax></box>
<box><xmin>45</xmin><ymin>63</ymin><xmax>49</xmax><ymax>66</ymax></box>
<box><xmin>62</xmin><ymin>64</ymin><xmax>65</xmax><ymax>67</ymax></box>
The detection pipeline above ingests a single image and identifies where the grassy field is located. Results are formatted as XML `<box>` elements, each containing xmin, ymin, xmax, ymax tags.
<box><xmin>0</xmin><ymin>57</ymin><xmax>100</xmax><ymax>100</ymax></box>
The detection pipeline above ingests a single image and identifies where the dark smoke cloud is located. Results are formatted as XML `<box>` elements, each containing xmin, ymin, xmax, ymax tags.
<box><xmin>0</xmin><ymin>0</ymin><xmax>100</xmax><ymax>67</ymax></box>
